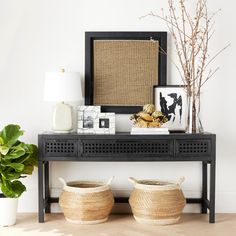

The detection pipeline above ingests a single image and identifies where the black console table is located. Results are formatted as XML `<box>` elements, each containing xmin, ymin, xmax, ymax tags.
<box><xmin>38</xmin><ymin>132</ymin><xmax>216</xmax><ymax>223</ymax></box>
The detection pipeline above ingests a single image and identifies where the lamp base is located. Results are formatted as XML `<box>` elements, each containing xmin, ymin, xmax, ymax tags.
<box><xmin>52</xmin><ymin>130</ymin><xmax>72</xmax><ymax>134</ymax></box>
<box><xmin>52</xmin><ymin>102</ymin><xmax>73</xmax><ymax>133</ymax></box>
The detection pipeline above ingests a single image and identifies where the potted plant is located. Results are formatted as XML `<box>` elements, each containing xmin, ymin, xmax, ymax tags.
<box><xmin>0</xmin><ymin>124</ymin><xmax>38</xmax><ymax>226</ymax></box>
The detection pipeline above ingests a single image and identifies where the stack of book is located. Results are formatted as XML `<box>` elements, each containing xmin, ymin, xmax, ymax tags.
<box><xmin>130</xmin><ymin>127</ymin><xmax>169</xmax><ymax>135</ymax></box>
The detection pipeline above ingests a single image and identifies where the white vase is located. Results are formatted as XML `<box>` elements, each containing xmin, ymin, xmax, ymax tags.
<box><xmin>0</xmin><ymin>196</ymin><xmax>18</xmax><ymax>227</ymax></box>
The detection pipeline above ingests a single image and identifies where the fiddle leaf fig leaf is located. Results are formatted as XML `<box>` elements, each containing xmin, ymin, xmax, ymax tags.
<box><xmin>0</xmin><ymin>145</ymin><xmax>9</xmax><ymax>155</ymax></box>
<box><xmin>22</xmin><ymin>165</ymin><xmax>34</xmax><ymax>175</ymax></box>
<box><xmin>23</xmin><ymin>144</ymin><xmax>38</xmax><ymax>166</ymax></box>
<box><xmin>11</xmin><ymin>180</ymin><xmax>26</xmax><ymax>198</ymax></box>
<box><xmin>2</xmin><ymin>163</ymin><xmax>24</xmax><ymax>172</ymax></box>
<box><xmin>1</xmin><ymin>171</ymin><xmax>21</xmax><ymax>181</ymax></box>
<box><xmin>0</xmin><ymin>137</ymin><xmax>4</xmax><ymax>145</ymax></box>
<box><xmin>0</xmin><ymin>179</ymin><xmax>26</xmax><ymax>198</ymax></box>
<box><xmin>0</xmin><ymin>124</ymin><xmax>24</xmax><ymax>147</ymax></box>
<box><xmin>4</xmin><ymin>146</ymin><xmax>25</xmax><ymax>160</ymax></box>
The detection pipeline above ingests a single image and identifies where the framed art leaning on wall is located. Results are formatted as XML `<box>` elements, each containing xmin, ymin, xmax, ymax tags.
<box><xmin>85</xmin><ymin>31</ymin><xmax>167</xmax><ymax>114</ymax></box>
<box><xmin>154</xmin><ymin>85</ymin><xmax>187</xmax><ymax>131</ymax></box>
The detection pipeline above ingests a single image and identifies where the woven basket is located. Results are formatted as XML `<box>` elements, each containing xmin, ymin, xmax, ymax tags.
<box><xmin>129</xmin><ymin>177</ymin><xmax>186</xmax><ymax>225</ymax></box>
<box><xmin>59</xmin><ymin>177</ymin><xmax>114</xmax><ymax>224</ymax></box>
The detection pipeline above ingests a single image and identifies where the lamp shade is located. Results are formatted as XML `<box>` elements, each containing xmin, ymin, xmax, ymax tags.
<box><xmin>44</xmin><ymin>71</ymin><xmax>82</xmax><ymax>102</ymax></box>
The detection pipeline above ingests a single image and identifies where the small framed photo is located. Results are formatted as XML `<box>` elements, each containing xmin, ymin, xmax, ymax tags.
<box><xmin>154</xmin><ymin>85</ymin><xmax>187</xmax><ymax>131</ymax></box>
<box><xmin>77</xmin><ymin>106</ymin><xmax>101</xmax><ymax>133</ymax></box>
<box><xmin>94</xmin><ymin>113</ymin><xmax>116</xmax><ymax>134</ymax></box>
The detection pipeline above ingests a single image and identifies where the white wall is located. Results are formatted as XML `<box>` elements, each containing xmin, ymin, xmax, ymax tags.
<box><xmin>0</xmin><ymin>0</ymin><xmax>235</xmax><ymax>213</ymax></box>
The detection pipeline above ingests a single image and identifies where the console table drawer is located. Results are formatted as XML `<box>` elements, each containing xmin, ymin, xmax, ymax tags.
<box><xmin>43</xmin><ymin>139</ymin><xmax>78</xmax><ymax>157</ymax></box>
<box><xmin>175</xmin><ymin>139</ymin><xmax>211</xmax><ymax>157</ymax></box>
<box><xmin>82</xmin><ymin>139</ymin><xmax>174</xmax><ymax>158</ymax></box>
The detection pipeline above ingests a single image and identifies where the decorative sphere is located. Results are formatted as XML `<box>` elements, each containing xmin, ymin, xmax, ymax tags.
<box><xmin>143</xmin><ymin>104</ymin><xmax>155</xmax><ymax>114</ymax></box>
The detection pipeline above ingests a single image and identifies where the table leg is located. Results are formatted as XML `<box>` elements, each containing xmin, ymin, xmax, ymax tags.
<box><xmin>38</xmin><ymin>161</ymin><xmax>44</xmax><ymax>223</ymax></box>
<box><xmin>202</xmin><ymin>161</ymin><xmax>208</xmax><ymax>213</ymax></box>
<box><xmin>44</xmin><ymin>161</ymin><xmax>50</xmax><ymax>213</ymax></box>
<box><xmin>209</xmin><ymin>160</ymin><xmax>216</xmax><ymax>223</ymax></box>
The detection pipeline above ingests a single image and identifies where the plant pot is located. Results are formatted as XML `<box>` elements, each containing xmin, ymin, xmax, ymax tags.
<box><xmin>0</xmin><ymin>194</ymin><xmax>18</xmax><ymax>227</ymax></box>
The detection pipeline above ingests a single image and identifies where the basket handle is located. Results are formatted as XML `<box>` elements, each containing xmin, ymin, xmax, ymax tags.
<box><xmin>106</xmin><ymin>176</ymin><xmax>114</xmax><ymax>186</ymax></box>
<box><xmin>177</xmin><ymin>176</ymin><xmax>185</xmax><ymax>186</ymax></box>
<box><xmin>128</xmin><ymin>177</ymin><xmax>138</xmax><ymax>184</ymax></box>
<box><xmin>58</xmin><ymin>177</ymin><xmax>67</xmax><ymax>187</ymax></box>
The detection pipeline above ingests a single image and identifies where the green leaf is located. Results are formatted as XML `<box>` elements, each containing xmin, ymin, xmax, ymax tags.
<box><xmin>17</xmin><ymin>144</ymin><xmax>38</xmax><ymax>171</ymax></box>
<box><xmin>21</xmin><ymin>142</ymin><xmax>31</xmax><ymax>153</ymax></box>
<box><xmin>23</xmin><ymin>144</ymin><xmax>38</xmax><ymax>167</ymax></box>
<box><xmin>0</xmin><ymin>137</ymin><xmax>4</xmax><ymax>145</ymax></box>
<box><xmin>25</xmin><ymin>156</ymin><xmax>38</xmax><ymax>167</ymax></box>
<box><xmin>11</xmin><ymin>180</ymin><xmax>26</xmax><ymax>197</ymax></box>
<box><xmin>31</xmin><ymin>144</ymin><xmax>38</xmax><ymax>166</ymax></box>
<box><xmin>22</xmin><ymin>155</ymin><xmax>37</xmax><ymax>175</ymax></box>
<box><xmin>4</xmin><ymin>147</ymin><xmax>25</xmax><ymax>160</ymax></box>
<box><xmin>1</xmin><ymin>171</ymin><xmax>21</xmax><ymax>181</ymax></box>
<box><xmin>2</xmin><ymin>163</ymin><xmax>24</xmax><ymax>172</ymax></box>
<box><xmin>0</xmin><ymin>124</ymin><xmax>24</xmax><ymax>147</ymax></box>
<box><xmin>22</xmin><ymin>165</ymin><xmax>34</xmax><ymax>175</ymax></box>
<box><xmin>17</xmin><ymin>154</ymin><xmax>31</xmax><ymax>164</ymax></box>
<box><xmin>0</xmin><ymin>145</ymin><xmax>9</xmax><ymax>155</ymax></box>
<box><xmin>0</xmin><ymin>179</ymin><xmax>26</xmax><ymax>198</ymax></box>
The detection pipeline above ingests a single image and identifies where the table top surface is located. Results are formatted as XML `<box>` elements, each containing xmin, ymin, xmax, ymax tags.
<box><xmin>40</xmin><ymin>131</ymin><xmax>214</xmax><ymax>136</ymax></box>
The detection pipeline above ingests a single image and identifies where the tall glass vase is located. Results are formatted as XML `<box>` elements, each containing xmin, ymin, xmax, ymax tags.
<box><xmin>186</xmin><ymin>95</ymin><xmax>204</xmax><ymax>133</ymax></box>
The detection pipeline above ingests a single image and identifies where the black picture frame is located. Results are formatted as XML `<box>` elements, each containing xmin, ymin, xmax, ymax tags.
<box><xmin>85</xmin><ymin>31</ymin><xmax>167</xmax><ymax>114</ymax></box>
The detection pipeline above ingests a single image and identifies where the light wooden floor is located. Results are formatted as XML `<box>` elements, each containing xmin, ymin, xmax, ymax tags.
<box><xmin>0</xmin><ymin>214</ymin><xmax>236</xmax><ymax>236</ymax></box>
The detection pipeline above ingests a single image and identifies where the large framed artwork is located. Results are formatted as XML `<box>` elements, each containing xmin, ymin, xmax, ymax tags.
<box><xmin>85</xmin><ymin>32</ymin><xmax>167</xmax><ymax>114</ymax></box>
<box><xmin>154</xmin><ymin>85</ymin><xmax>187</xmax><ymax>131</ymax></box>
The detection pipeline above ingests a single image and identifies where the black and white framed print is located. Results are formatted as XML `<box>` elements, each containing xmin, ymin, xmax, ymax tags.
<box><xmin>154</xmin><ymin>85</ymin><xmax>187</xmax><ymax>131</ymax></box>
<box><xmin>77</xmin><ymin>106</ymin><xmax>101</xmax><ymax>133</ymax></box>
<box><xmin>95</xmin><ymin>113</ymin><xmax>115</xmax><ymax>134</ymax></box>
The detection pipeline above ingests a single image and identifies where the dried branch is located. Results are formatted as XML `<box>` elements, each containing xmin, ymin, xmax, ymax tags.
<box><xmin>204</xmin><ymin>43</ymin><xmax>231</xmax><ymax>69</ymax></box>
<box><xmin>140</xmin><ymin>11</ymin><xmax>191</xmax><ymax>39</ymax></box>
<box><xmin>141</xmin><ymin>0</ymin><xmax>229</xmax><ymax>98</ymax></box>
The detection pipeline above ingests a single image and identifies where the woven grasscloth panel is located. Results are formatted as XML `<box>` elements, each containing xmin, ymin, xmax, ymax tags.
<box><xmin>93</xmin><ymin>40</ymin><xmax>159</xmax><ymax>105</ymax></box>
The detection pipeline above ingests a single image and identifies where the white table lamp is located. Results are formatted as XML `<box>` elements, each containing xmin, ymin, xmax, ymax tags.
<box><xmin>44</xmin><ymin>69</ymin><xmax>82</xmax><ymax>133</ymax></box>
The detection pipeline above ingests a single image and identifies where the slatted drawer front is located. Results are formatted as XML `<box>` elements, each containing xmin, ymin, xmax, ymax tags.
<box><xmin>83</xmin><ymin>141</ymin><xmax>172</xmax><ymax>155</ymax></box>
<box><xmin>44</xmin><ymin>140</ymin><xmax>77</xmax><ymax>157</ymax></box>
<box><xmin>176</xmin><ymin>140</ymin><xmax>210</xmax><ymax>156</ymax></box>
